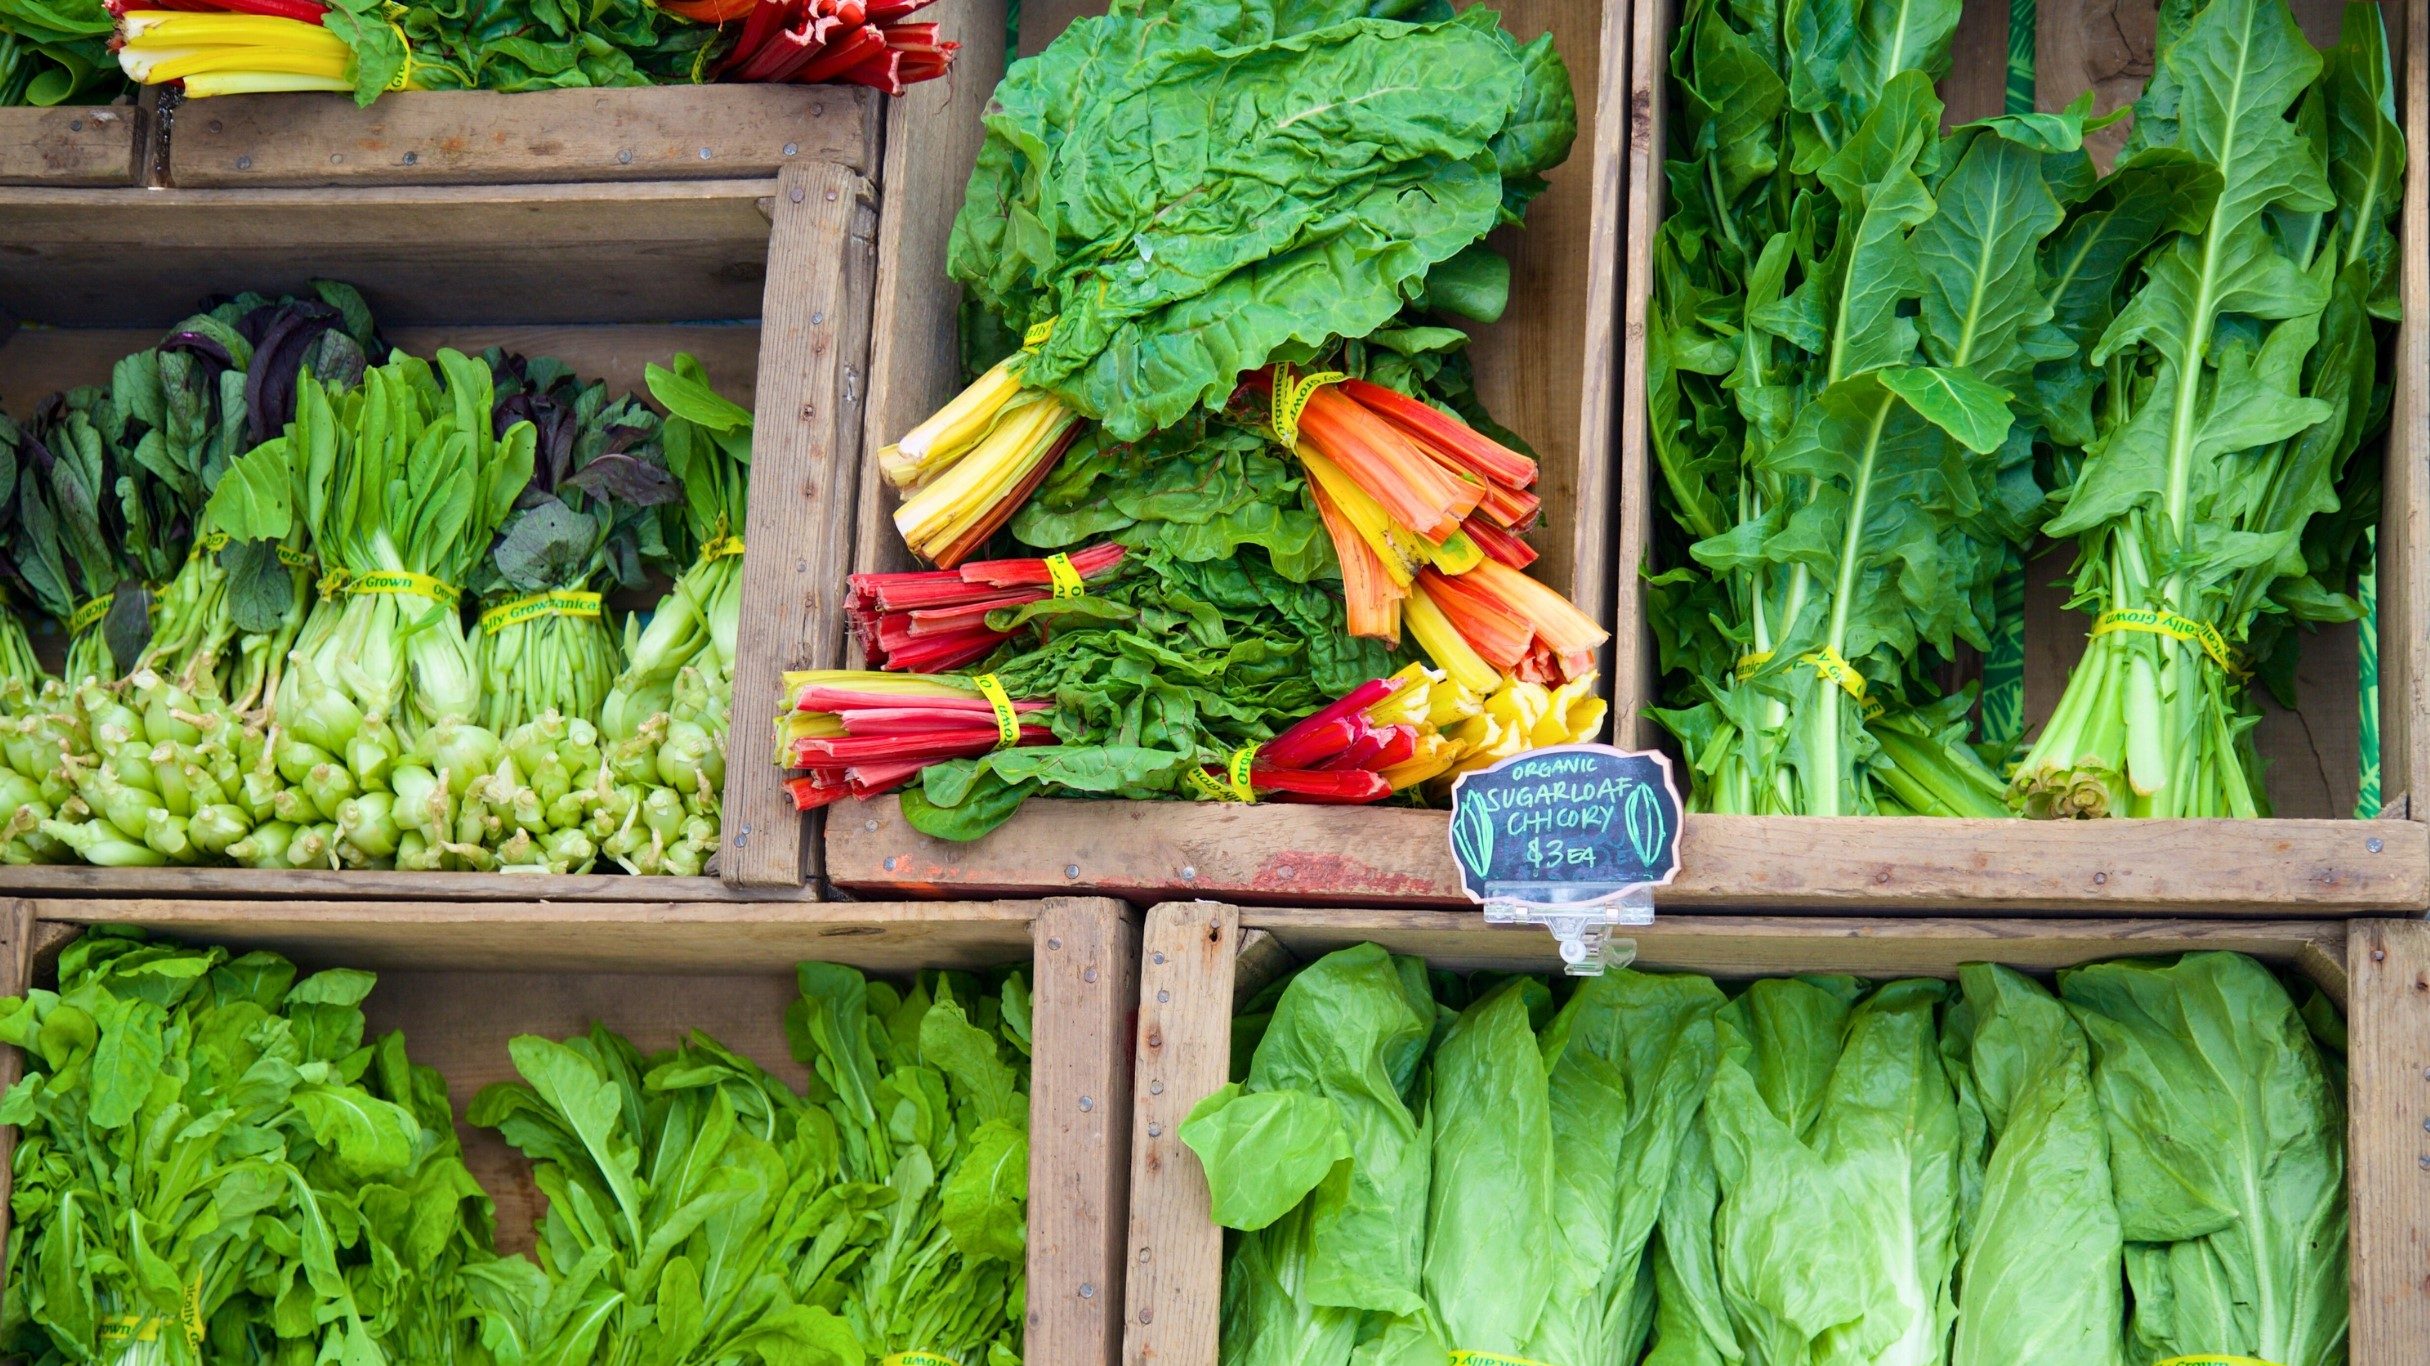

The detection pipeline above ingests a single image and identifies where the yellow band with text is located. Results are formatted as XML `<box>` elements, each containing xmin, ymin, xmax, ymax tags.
<box><xmin>1270</xmin><ymin>362</ymin><xmax>1348</xmax><ymax>450</ymax></box>
<box><xmin>1449</xmin><ymin>1353</ymin><xmax>1554</xmax><ymax>1366</ymax></box>
<box><xmin>882</xmin><ymin>1354</ymin><xmax>962</xmax><ymax>1366</ymax></box>
<box><xmin>700</xmin><ymin>535</ymin><xmax>746</xmax><ymax>562</ymax></box>
<box><xmin>480</xmin><ymin>590</ymin><xmax>603</xmax><ymax>635</ymax></box>
<box><xmin>1044</xmin><ymin>551</ymin><xmax>1086</xmax><ymax>600</ymax></box>
<box><xmin>1185</xmin><ymin>746</ymin><xmax>1258</xmax><ymax>803</ymax></box>
<box><xmin>2155</xmin><ymin>1357</ymin><xmax>2284</xmax><ymax>1366</ymax></box>
<box><xmin>969</xmin><ymin>673</ymin><xmax>1021</xmax><ymax>750</ymax></box>
<box><xmin>1021</xmin><ymin>317</ymin><xmax>1058</xmax><ymax>351</ymax></box>
<box><xmin>2092</xmin><ymin>607</ymin><xmax>2244</xmax><ymax>676</ymax></box>
<box><xmin>68</xmin><ymin>594</ymin><xmax>113</xmax><ymax>634</ymax></box>
<box><xmin>321</xmin><ymin>568</ymin><xmax>461</xmax><ymax>607</ymax></box>
<box><xmin>1735</xmin><ymin>647</ymin><xmax>1884</xmax><ymax>720</ymax></box>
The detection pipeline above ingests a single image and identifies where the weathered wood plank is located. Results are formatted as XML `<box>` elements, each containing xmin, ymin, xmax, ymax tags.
<box><xmin>0</xmin><ymin>180</ymin><xmax>783</xmax><ymax>328</ymax></box>
<box><xmin>0</xmin><ymin>866</ymin><xmax>797</xmax><ymax>903</ymax></box>
<box><xmin>721</xmin><ymin>161</ymin><xmax>879</xmax><ymax>887</ymax></box>
<box><xmin>1613</xmin><ymin>0</ymin><xmax>1671</xmax><ymax>749</ymax></box>
<box><xmin>2347</xmin><ymin>918</ymin><xmax>2430</xmax><ymax>1356</ymax></box>
<box><xmin>0</xmin><ymin>105</ymin><xmax>143</xmax><ymax>187</ymax></box>
<box><xmin>1030</xmin><ymin>899</ymin><xmax>1141</xmax><ymax>1366</ymax></box>
<box><xmin>828</xmin><ymin>794</ymin><xmax>2429</xmax><ymax>913</ymax></box>
<box><xmin>166</xmin><ymin>86</ymin><xmax>880</xmax><ymax>189</ymax></box>
<box><xmin>1122</xmin><ymin>902</ymin><xmax>1238</xmax><ymax>1366</ymax></box>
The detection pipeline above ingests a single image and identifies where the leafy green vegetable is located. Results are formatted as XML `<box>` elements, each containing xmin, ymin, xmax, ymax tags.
<box><xmin>0</xmin><ymin>929</ymin><xmax>495</xmax><ymax>1364</ymax></box>
<box><xmin>0</xmin><ymin>0</ymin><xmax>121</xmax><ymax>107</ymax></box>
<box><xmin>949</xmin><ymin>0</ymin><xmax>1574</xmax><ymax>438</ymax></box>
<box><xmin>2017</xmin><ymin>0</ymin><xmax>2403</xmax><ymax>818</ymax></box>
<box><xmin>1645</xmin><ymin>0</ymin><xmax>2069</xmax><ymax>816</ymax></box>
<box><xmin>469</xmin><ymin>349</ymin><xmax>676</xmax><ymax>733</ymax></box>
<box><xmin>1945</xmin><ymin>964</ymin><xmax>2123</xmax><ymax>1366</ymax></box>
<box><xmin>2060</xmin><ymin>952</ymin><xmax>2348</xmax><ymax>1366</ymax></box>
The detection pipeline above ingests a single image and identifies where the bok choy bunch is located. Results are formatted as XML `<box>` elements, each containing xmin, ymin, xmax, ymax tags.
<box><xmin>470</xmin><ymin>349</ymin><xmax>676</xmax><ymax>733</ymax></box>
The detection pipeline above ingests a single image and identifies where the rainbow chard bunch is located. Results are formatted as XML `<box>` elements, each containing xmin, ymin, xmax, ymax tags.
<box><xmin>470</xmin><ymin>349</ymin><xmax>676</xmax><ymax>734</ymax></box>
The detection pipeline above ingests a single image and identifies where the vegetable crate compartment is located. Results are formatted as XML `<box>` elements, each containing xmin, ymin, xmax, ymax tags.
<box><xmin>0</xmin><ymin>161</ymin><xmax>879</xmax><ymax>895</ymax></box>
<box><xmin>0</xmin><ymin>895</ymin><xmax>1141</xmax><ymax>1364</ymax></box>
<box><xmin>1610</xmin><ymin>0</ymin><xmax>2430</xmax><ymax>913</ymax></box>
<box><xmin>1120</xmin><ymin>901</ymin><xmax>2430</xmax><ymax>1364</ymax></box>
<box><xmin>0</xmin><ymin>99</ymin><xmax>151</xmax><ymax>187</ymax></box>
<box><xmin>815</xmin><ymin>0</ymin><xmax>1629</xmax><ymax>904</ymax></box>
<box><xmin>157</xmin><ymin>83</ymin><xmax>879</xmax><ymax>189</ymax></box>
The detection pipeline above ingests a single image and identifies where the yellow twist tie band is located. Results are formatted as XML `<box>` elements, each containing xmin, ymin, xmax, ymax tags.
<box><xmin>68</xmin><ymin>594</ymin><xmax>113</xmax><ymax>634</ymax></box>
<box><xmin>188</xmin><ymin>531</ymin><xmax>230</xmax><ymax>563</ymax></box>
<box><xmin>2092</xmin><ymin>607</ymin><xmax>2246</xmax><ymax>676</ymax></box>
<box><xmin>325</xmin><ymin>568</ymin><xmax>461</xmax><ymax>607</ymax></box>
<box><xmin>480</xmin><ymin>590</ymin><xmax>603</xmax><ymax>635</ymax></box>
<box><xmin>2156</xmin><ymin>1358</ymin><xmax>2285</xmax><ymax>1366</ymax></box>
<box><xmin>1735</xmin><ymin>647</ymin><xmax>1885</xmax><ymax>720</ymax></box>
<box><xmin>1021</xmin><ymin>317</ymin><xmax>1058</xmax><ymax>351</ymax></box>
<box><xmin>1449</xmin><ymin>1353</ymin><xmax>1555</xmax><ymax>1366</ymax></box>
<box><xmin>1044</xmin><ymin>552</ymin><xmax>1086</xmax><ymax>600</ymax></box>
<box><xmin>1270</xmin><ymin>362</ymin><xmax>1349</xmax><ymax>451</ymax></box>
<box><xmin>700</xmin><ymin>535</ymin><xmax>747</xmax><ymax>562</ymax></box>
<box><xmin>969</xmin><ymin>673</ymin><xmax>1021</xmax><ymax>750</ymax></box>
<box><xmin>883</xmin><ymin>1354</ymin><xmax>962</xmax><ymax>1366</ymax></box>
<box><xmin>99</xmin><ymin>1316</ymin><xmax>163</xmax><ymax>1345</ymax></box>
<box><xmin>277</xmin><ymin>545</ymin><xmax>314</xmax><ymax>571</ymax></box>
<box><xmin>1185</xmin><ymin>746</ymin><xmax>1258</xmax><ymax>803</ymax></box>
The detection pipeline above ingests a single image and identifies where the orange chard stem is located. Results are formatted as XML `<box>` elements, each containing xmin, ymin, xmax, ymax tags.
<box><xmin>1309</xmin><ymin>478</ymin><xmax>1406</xmax><ymax>643</ymax></box>
<box><xmin>1340</xmin><ymin>376</ymin><xmax>1535</xmax><ymax>490</ymax></box>
<box><xmin>1461</xmin><ymin>515</ymin><xmax>1537</xmax><ymax>569</ymax></box>
<box><xmin>1416</xmin><ymin>567</ymin><xmax>1533</xmax><ymax>671</ymax></box>
<box><xmin>1297</xmin><ymin>384</ymin><xmax>1478</xmax><ymax>539</ymax></box>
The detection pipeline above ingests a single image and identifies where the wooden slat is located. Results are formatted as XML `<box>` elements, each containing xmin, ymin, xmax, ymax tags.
<box><xmin>856</xmin><ymin>0</ymin><xmax>1012</xmax><ymax>596</ymax></box>
<box><xmin>166</xmin><ymin>86</ymin><xmax>880</xmax><ymax>189</ymax></box>
<box><xmin>0</xmin><ymin>866</ymin><xmax>803</xmax><ymax>903</ymax></box>
<box><xmin>11</xmin><ymin>897</ymin><xmax>1055</xmax><ymax>972</ymax></box>
<box><xmin>828</xmin><ymin>793</ymin><xmax>2430</xmax><ymax>913</ymax></box>
<box><xmin>2347</xmin><ymin>917</ymin><xmax>2430</xmax><ymax>1353</ymax></box>
<box><xmin>0</xmin><ymin>900</ymin><xmax>30</xmax><ymax>1286</ymax></box>
<box><xmin>1030</xmin><ymin>898</ymin><xmax>1141</xmax><ymax>1366</ymax></box>
<box><xmin>1122</xmin><ymin>902</ymin><xmax>1239</xmax><ymax>1366</ymax></box>
<box><xmin>2384</xmin><ymin>0</ymin><xmax>2430</xmax><ymax>816</ymax></box>
<box><xmin>0</xmin><ymin>105</ymin><xmax>143</xmax><ymax>187</ymax></box>
<box><xmin>1243</xmin><ymin>907</ymin><xmax>2352</xmax><ymax>993</ymax></box>
<box><xmin>0</xmin><ymin>322</ymin><xmax>760</xmax><ymax>413</ymax></box>
<box><xmin>720</xmin><ymin>160</ymin><xmax>880</xmax><ymax>887</ymax></box>
<box><xmin>0</xmin><ymin>181</ymin><xmax>781</xmax><ymax>327</ymax></box>
<box><xmin>1613</xmin><ymin>0</ymin><xmax>1672</xmax><ymax>749</ymax></box>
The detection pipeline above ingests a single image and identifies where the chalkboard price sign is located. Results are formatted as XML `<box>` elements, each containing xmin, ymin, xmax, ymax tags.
<box><xmin>1445</xmin><ymin>744</ymin><xmax>1685</xmax><ymax>971</ymax></box>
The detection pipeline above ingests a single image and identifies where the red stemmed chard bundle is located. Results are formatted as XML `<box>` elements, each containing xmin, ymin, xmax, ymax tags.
<box><xmin>779</xmin><ymin>670</ymin><xmax>1049</xmax><ymax>810</ymax></box>
<box><xmin>848</xmin><ymin>542</ymin><xmax>1125</xmax><ymax>673</ymax></box>
<box><xmin>684</xmin><ymin>0</ymin><xmax>957</xmax><ymax>93</ymax></box>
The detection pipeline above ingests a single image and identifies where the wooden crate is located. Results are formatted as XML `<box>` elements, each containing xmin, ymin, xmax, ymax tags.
<box><xmin>159</xmin><ymin>84</ymin><xmax>879</xmax><ymax>189</ymax></box>
<box><xmin>1604</xmin><ymin>0</ymin><xmax>2430</xmax><ymax>913</ymax></box>
<box><xmin>1121</xmin><ymin>901</ymin><xmax>2430</xmax><ymax>1364</ymax></box>
<box><xmin>823</xmin><ymin>0</ymin><xmax>1630</xmax><ymax>903</ymax></box>
<box><xmin>0</xmin><ymin>98</ymin><xmax>152</xmax><ymax>188</ymax></box>
<box><xmin>0</xmin><ymin>162</ymin><xmax>878</xmax><ymax>895</ymax></box>
<box><xmin>0</xmin><ymin>895</ymin><xmax>1140</xmax><ymax>1365</ymax></box>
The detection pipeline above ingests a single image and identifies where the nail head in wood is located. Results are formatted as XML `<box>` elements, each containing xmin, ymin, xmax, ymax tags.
<box><xmin>2370</xmin><ymin>837</ymin><xmax>2386</xmax><ymax>853</ymax></box>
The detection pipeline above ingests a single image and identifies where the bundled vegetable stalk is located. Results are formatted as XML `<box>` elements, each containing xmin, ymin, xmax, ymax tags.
<box><xmin>0</xmin><ymin>929</ymin><xmax>500</xmax><ymax>1364</ymax></box>
<box><xmin>848</xmin><ymin>541</ymin><xmax>1127</xmax><ymax>672</ymax></box>
<box><xmin>464</xmin><ymin>960</ymin><xmax>1032</xmax><ymax>1364</ymax></box>
<box><xmin>1193</xmin><ymin>944</ymin><xmax>2348</xmax><ymax>1366</ymax></box>
<box><xmin>1646</xmin><ymin>0</ymin><xmax>2079</xmax><ymax>816</ymax></box>
<box><xmin>110</xmin><ymin>0</ymin><xmax>945</xmax><ymax>104</ymax></box>
<box><xmin>2012</xmin><ymin>0</ymin><xmax>2403</xmax><ymax>818</ymax></box>
<box><xmin>133</xmin><ymin>286</ymin><xmax>376</xmax><ymax>708</ymax></box>
<box><xmin>470</xmin><ymin>349</ymin><xmax>676</xmax><ymax>734</ymax></box>
<box><xmin>781</xmin><ymin>668</ymin><xmax>1055</xmax><ymax>810</ymax></box>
